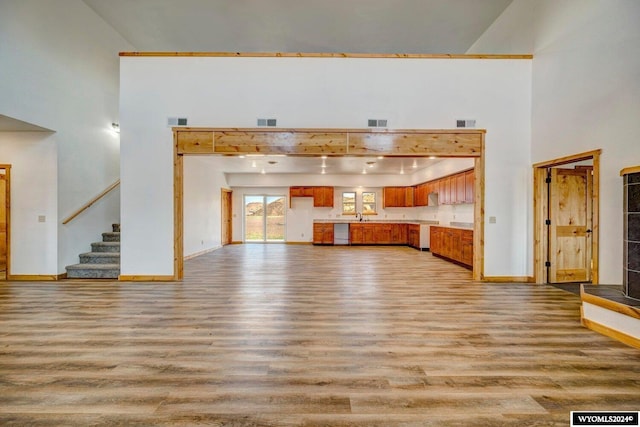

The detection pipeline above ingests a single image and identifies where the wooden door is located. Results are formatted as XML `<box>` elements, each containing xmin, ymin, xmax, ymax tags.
<box><xmin>221</xmin><ymin>189</ymin><xmax>232</xmax><ymax>245</ymax></box>
<box><xmin>548</xmin><ymin>168</ymin><xmax>592</xmax><ymax>283</ymax></box>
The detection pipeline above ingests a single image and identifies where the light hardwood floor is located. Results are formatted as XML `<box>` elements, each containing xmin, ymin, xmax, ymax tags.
<box><xmin>1</xmin><ymin>244</ymin><xmax>639</xmax><ymax>426</ymax></box>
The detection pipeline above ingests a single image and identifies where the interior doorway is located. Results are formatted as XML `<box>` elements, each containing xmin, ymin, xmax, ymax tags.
<box><xmin>533</xmin><ymin>150</ymin><xmax>601</xmax><ymax>284</ymax></box>
<box><xmin>0</xmin><ymin>165</ymin><xmax>10</xmax><ymax>280</ymax></box>
<box><xmin>221</xmin><ymin>189</ymin><xmax>232</xmax><ymax>245</ymax></box>
<box><xmin>243</xmin><ymin>195</ymin><xmax>286</xmax><ymax>242</ymax></box>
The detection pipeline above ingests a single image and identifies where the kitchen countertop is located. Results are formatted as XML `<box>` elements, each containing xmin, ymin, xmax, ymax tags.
<box><xmin>313</xmin><ymin>220</ymin><xmax>474</xmax><ymax>230</ymax></box>
<box><xmin>313</xmin><ymin>219</ymin><xmax>440</xmax><ymax>225</ymax></box>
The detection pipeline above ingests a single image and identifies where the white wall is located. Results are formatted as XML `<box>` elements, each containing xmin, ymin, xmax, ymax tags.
<box><xmin>183</xmin><ymin>156</ymin><xmax>230</xmax><ymax>256</ymax></box>
<box><xmin>0</xmin><ymin>133</ymin><xmax>57</xmax><ymax>274</ymax></box>
<box><xmin>470</xmin><ymin>0</ymin><xmax>640</xmax><ymax>283</ymax></box>
<box><xmin>0</xmin><ymin>0</ymin><xmax>133</xmax><ymax>274</ymax></box>
<box><xmin>120</xmin><ymin>56</ymin><xmax>531</xmax><ymax>277</ymax></box>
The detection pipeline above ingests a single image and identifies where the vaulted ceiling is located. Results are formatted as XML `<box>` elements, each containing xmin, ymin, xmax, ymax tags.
<box><xmin>82</xmin><ymin>0</ymin><xmax>514</xmax><ymax>175</ymax></box>
<box><xmin>82</xmin><ymin>0</ymin><xmax>513</xmax><ymax>54</ymax></box>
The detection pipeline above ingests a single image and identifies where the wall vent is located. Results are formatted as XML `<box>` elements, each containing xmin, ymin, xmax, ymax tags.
<box><xmin>257</xmin><ymin>118</ymin><xmax>277</xmax><ymax>127</ymax></box>
<box><xmin>167</xmin><ymin>117</ymin><xmax>188</xmax><ymax>127</ymax></box>
<box><xmin>456</xmin><ymin>119</ymin><xmax>476</xmax><ymax>128</ymax></box>
<box><xmin>368</xmin><ymin>119</ymin><xmax>388</xmax><ymax>128</ymax></box>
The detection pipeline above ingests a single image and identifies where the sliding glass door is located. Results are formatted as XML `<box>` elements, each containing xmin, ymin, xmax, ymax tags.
<box><xmin>244</xmin><ymin>195</ymin><xmax>286</xmax><ymax>242</ymax></box>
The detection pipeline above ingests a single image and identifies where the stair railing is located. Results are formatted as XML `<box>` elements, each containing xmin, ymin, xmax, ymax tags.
<box><xmin>62</xmin><ymin>179</ymin><xmax>120</xmax><ymax>225</ymax></box>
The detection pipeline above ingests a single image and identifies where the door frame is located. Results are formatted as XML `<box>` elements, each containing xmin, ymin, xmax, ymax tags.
<box><xmin>173</xmin><ymin>128</ymin><xmax>486</xmax><ymax>281</ymax></box>
<box><xmin>532</xmin><ymin>149</ymin><xmax>601</xmax><ymax>284</ymax></box>
<box><xmin>0</xmin><ymin>164</ymin><xmax>10</xmax><ymax>280</ymax></box>
<box><xmin>221</xmin><ymin>188</ymin><xmax>232</xmax><ymax>245</ymax></box>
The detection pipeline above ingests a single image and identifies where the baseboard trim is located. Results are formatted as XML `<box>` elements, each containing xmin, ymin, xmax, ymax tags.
<box><xmin>231</xmin><ymin>241</ymin><xmax>243</xmax><ymax>245</ymax></box>
<box><xmin>286</xmin><ymin>242</ymin><xmax>313</xmax><ymax>245</ymax></box>
<box><xmin>118</xmin><ymin>275</ymin><xmax>176</xmax><ymax>282</ymax></box>
<box><xmin>581</xmin><ymin>317</ymin><xmax>640</xmax><ymax>349</ymax></box>
<box><xmin>483</xmin><ymin>276</ymin><xmax>533</xmax><ymax>283</ymax></box>
<box><xmin>183</xmin><ymin>246</ymin><xmax>221</xmax><ymax>260</ymax></box>
<box><xmin>6</xmin><ymin>274</ymin><xmax>67</xmax><ymax>281</ymax></box>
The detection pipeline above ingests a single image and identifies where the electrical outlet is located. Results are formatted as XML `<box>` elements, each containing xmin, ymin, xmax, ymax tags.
<box><xmin>38</xmin><ymin>215</ymin><xmax>46</xmax><ymax>223</ymax></box>
<box><xmin>489</xmin><ymin>216</ymin><xmax>497</xmax><ymax>224</ymax></box>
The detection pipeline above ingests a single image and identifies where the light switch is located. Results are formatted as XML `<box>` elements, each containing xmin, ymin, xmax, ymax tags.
<box><xmin>489</xmin><ymin>216</ymin><xmax>497</xmax><ymax>224</ymax></box>
<box><xmin>38</xmin><ymin>215</ymin><xmax>46</xmax><ymax>223</ymax></box>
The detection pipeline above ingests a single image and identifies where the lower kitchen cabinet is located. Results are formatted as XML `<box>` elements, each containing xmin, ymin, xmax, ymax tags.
<box><xmin>313</xmin><ymin>223</ymin><xmax>334</xmax><ymax>245</ymax></box>
<box><xmin>430</xmin><ymin>226</ymin><xmax>473</xmax><ymax>268</ymax></box>
<box><xmin>349</xmin><ymin>223</ymin><xmax>410</xmax><ymax>245</ymax></box>
<box><xmin>407</xmin><ymin>224</ymin><xmax>420</xmax><ymax>249</ymax></box>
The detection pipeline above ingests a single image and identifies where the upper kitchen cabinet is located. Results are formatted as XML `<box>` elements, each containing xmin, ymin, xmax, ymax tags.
<box><xmin>430</xmin><ymin>169</ymin><xmax>474</xmax><ymax>205</ymax></box>
<box><xmin>383</xmin><ymin>187</ymin><xmax>414</xmax><ymax>208</ymax></box>
<box><xmin>290</xmin><ymin>186</ymin><xmax>334</xmax><ymax>208</ymax></box>
<box><xmin>313</xmin><ymin>186</ymin><xmax>334</xmax><ymax>207</ymax></box>
<box><xmin>464</xmin><ymin>170</ymin><xmax>475</xmax><ymax>203</ymax></box>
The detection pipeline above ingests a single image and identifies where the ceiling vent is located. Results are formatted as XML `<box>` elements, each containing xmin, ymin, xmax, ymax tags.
<box><xmin>167</xmin><ymin>117</ymin><xmax>188</xmax><ymax>127</ymax></box>
<box><xmin>368</xmin><ymin>119</ymin><xmax>388</xmax><ymax>128</ymax></box>
<box><xmin>456</xmin><ymin>119</ymin><xmax>476</xmax><ymax>128</ymax></box>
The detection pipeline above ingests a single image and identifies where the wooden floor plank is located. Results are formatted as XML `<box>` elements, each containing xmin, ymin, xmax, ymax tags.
<box><xmin>0</xmin><ymin>244</ymin><xmax>639</xmax><ymax>425</ymax></box>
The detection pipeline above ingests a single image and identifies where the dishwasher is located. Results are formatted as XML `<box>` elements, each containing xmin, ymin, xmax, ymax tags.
<box><xmin>333</xmin><ymin>223</ymin><xmax>350</xmax><ymax>245</ymax></box>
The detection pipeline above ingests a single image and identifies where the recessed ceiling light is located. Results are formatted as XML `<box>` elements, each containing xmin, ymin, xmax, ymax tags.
<box><xmin>321</xmin><ymin>155</ymin><xmax>328</xmax><ymax>159</ymax></box>
<box><xmin>251</xmin><ymin>161</ymin><xmax>257</xmax><ymax>168</ymax></box>
<box><xmin>321</xmin><ymin>169</ymin><xmax>326</xmax><ymax>174</ymax></box>
<box><xmin>362</xmin><ymin>168</ymin><xmax>367</xmax><ymax>174</ymax></box>
<box><xmin>261</xmin><ymin>168</ymin><xmax>266</xmax><ymax>174</ymax></box>
<box><xmin>412</xmin><ymin>160</ymin><xmax>418</xmax><ymax>168</ymax></box>
<box><xmin>429</xmin><ymin>156</ymin><xmax>437</xmax><ymax>159</ymax></box>
<box><xmin>238</xmin><ymin>155</ymin><xmax>246</xmax><ymax>159</ymax></box>
<box><xmin>377</xmin><ymin>156</ymin><xmax>384</xmax><ymax>159</ymax></box>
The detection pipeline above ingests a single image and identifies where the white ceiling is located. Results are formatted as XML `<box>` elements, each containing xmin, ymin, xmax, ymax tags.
<box><xmin>82</xmin><ymin>0</ymin><xmax>513</xmax><ymax>54</ymax></box>
<box><xmin>80</xmin><ymin>0</ymin><xmax>512</xmax><ymax>175</ymax></box>
<box><xmin>213</xmin><ymin>155</ymin><xmax>442</xmax><ymax>175</ymax></box>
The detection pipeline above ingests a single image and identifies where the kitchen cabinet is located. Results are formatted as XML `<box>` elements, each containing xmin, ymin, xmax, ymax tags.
<box><xmin>348</xmin><ymin>222</ymin><xmax>411</xmax><ymax>245</ymax></box>
<box><xmin>383</xmin><ymin>187</ymin><xmax>414</xmax><ymax>208</ymax></box>
<box><xmin>407</xmin><ymin>224</ymin><xmax>420</xmax><ymax>249</ymax></box>
<box><xmin>313</xmin><ymin>186</ymin><xmax>334</xmax><ymax>207</ymax></box>
<box><xmin>313</xmin><ymin>223</ymin><xmax>334</xmax><ymax>245</ymax></box>
<box><xmin>464</xmin><ymin>170</ymin><xmax>474</xmax><ymax>203</ymax></box>
<box><xmin>350</xmin><ymin>223</ymin><xmax>364</xmax><ymax>244</ymax></box>
<box><xmin>363</xmin><ymin>223</ymin><xmax>376</xmax><ymax>243</ymax></box>
<box><xmin>430</xmin><ymin>226</ymin><xmax>443</xmax><ymax>254</ymax></box>
<box><xmin>290</xmin><ymin>186</ymin><xmax>334</xmax><ymax>207</ymax></box>
<box><xmin>290</xmin><ymin>186</ymin><xmax>314</xmax><ymax>197</ymax></box>
<box><xmin>430</xmin><ymin>226</ymin><xmax>473</xmax><ymax>268</ymax></box>
<box><xmin>455</xmin><ymin>173</ymin><xmax>466</xmax><ymax>204</ymax></box>
<box><xmin>375</xmin><ymin>224</ymin><xmax>392</xmax><ymax>244</ymax></box>
<box><xmin>414</xmin><ymin>183</ymin><xmax>429</xmax><ymax>206</ymax></box>
<box><xmin>391</xmin><ymin>223</ymin><xmax>408</xmax><ymax>244</ymax></box>
<box><xmin>461</xmin><ymin>230</ymin><xmax>473</xmax><ymax>266</ymax></box>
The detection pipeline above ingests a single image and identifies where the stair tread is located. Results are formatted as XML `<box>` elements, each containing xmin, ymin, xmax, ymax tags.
<box><xmin>66</xmin><ymin>263</ymin><xmax>120</xmax><ymax>269</ymax></box>
<box><xmin>92</xmin><ymin>242</ymin><xmax>120</xmax><ymax>246</ymax></box>
<box><xmin>80</xmin><ymin>252</ymin><xmax>120</xmax><ymax>256</ymax></box>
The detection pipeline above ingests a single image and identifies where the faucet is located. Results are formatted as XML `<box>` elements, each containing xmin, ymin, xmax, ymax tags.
<box><xmin>355</xmin><ymin>212</ymin><xmax>363</xmax><ymax>222</ymax></box>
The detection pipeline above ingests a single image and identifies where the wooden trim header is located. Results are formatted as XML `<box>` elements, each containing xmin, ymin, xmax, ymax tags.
<box><xmin>532</xmin><ymin>149</ymin><xmax>602</xmax><ymax>169</ymax></box>
<box><xmin>174</xmin><ymin>128</ymin><xmax>485</xmax><ymax>157</ymax></box>
<box><xmin>120</xmin><ymin>52</ymin><xmax>532</xmax><ymax>60</ymax></box>
<box><xmin>620</xmin><ymin>166</ymin><xmax>640</xmax><ymax>176</ymax></box>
